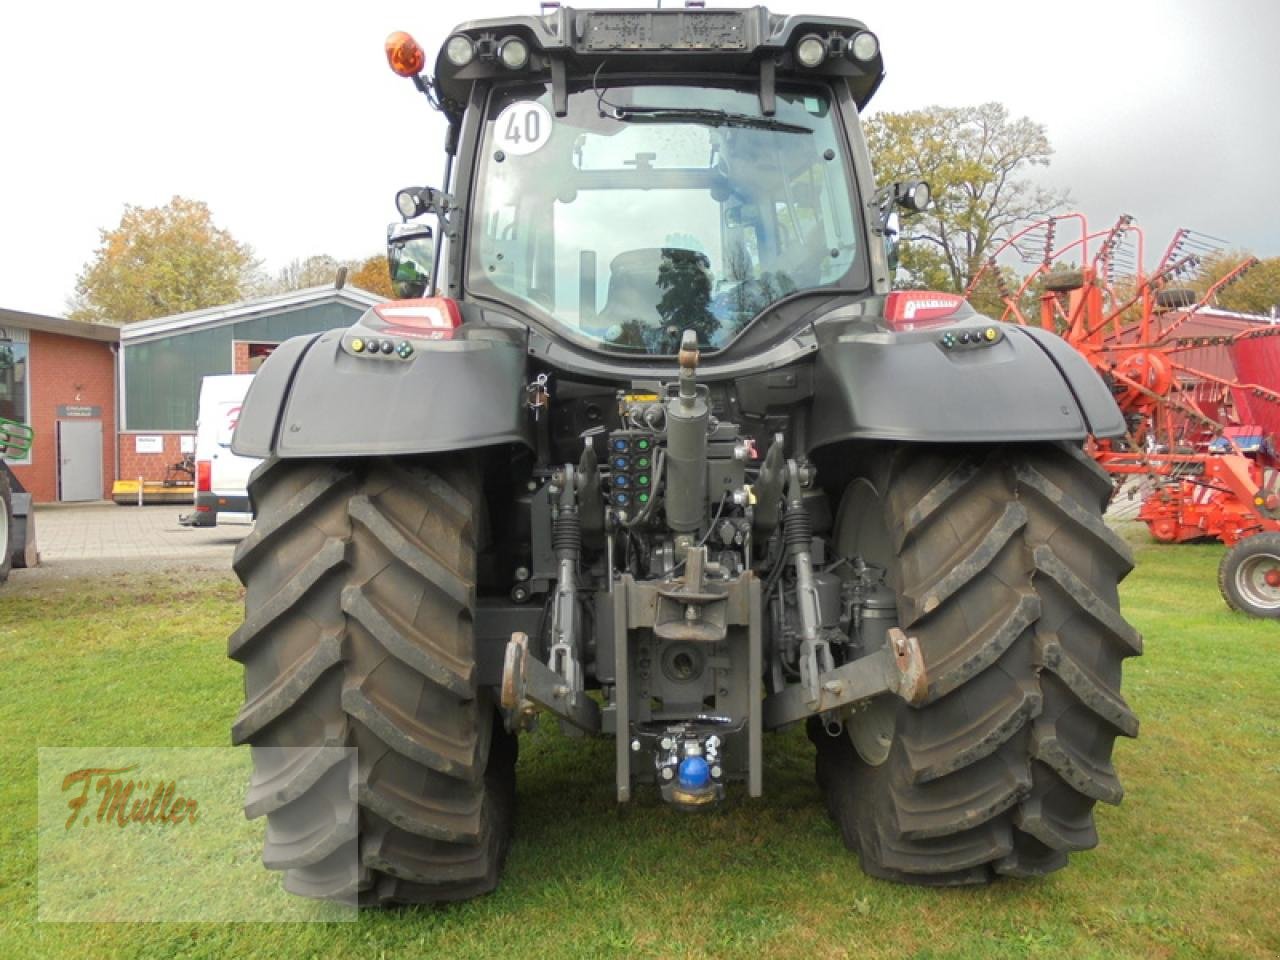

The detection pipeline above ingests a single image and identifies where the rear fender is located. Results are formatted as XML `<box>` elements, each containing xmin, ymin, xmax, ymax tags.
<box><xmin>807</xmin><ymin>309</ymin><xmax>1124</xmax><ymax>452</ymax></box>
<box><xmin>232</xmin><ymin>326</ymin><xmax>534</xmax><ymax>459</ymax></box>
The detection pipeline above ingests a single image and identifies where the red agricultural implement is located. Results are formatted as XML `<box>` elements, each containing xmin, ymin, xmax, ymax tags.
<box><xmin>968</xmin><ymin>214</ymin><xmax>1280</xmax><ymax>617</ymax></box>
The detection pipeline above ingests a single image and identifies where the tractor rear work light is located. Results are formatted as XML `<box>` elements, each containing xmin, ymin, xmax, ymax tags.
<box><xmin>385</xmin><ymin>31</ymin><xmax>426</xmax><ymax>77</ymax></box>
<box><xmin>195</xmin><ymin>460</ymin><xmax>212</xmax><ymax>493</ymax></box>
<box><xmin>795</xmin><ymin>34</ymin><xmax>827</xmax><ymax>68</ymax></box>
<box><xmin>445</xmin><ymin>34</ymin><xmax>476</xmax><ymax>67</ymax></box>
<box><xmin>849</xmin><ymin>30</ymin><xmax>879</xmax><ymax>62</ymax></box>
<box><xmin>883</xmin><ymin>291</ymin><xmax>967</xmax><ymax>331</ymax></box>
<box><xmin>395</xmin><ymin>187</ymin><xmax>425</xmax><ymax>220</ymax></box>
<box><xmin>371</xmin><ymin>298</ymin><xmax>463</xmax><ymax>340</ymax></box>
<box><xmin>498</xmin><ymin>37</ymin><xmax>530</xmax><ymax>70</ymax></box>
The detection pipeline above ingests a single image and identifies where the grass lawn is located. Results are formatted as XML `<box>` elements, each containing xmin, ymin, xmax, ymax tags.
<box><xmin>1</xmin><ymin>538</ymin><xmax>1276</xmax><ymax>959</ymax></box>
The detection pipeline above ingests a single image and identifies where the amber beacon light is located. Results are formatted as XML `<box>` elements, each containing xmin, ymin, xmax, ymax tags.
<box><xmin>385</xmin><ymin>31</ymin><xmax>426</xmax><ymax>77</ymax></box>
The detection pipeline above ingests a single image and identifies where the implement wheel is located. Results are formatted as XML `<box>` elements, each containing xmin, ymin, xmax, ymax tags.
<box><xmin>812</xmin><ymin>442</ymin><xmax>1141</xmax><ymax>883</ymax></box>
<box><xmin>230</xmin><ymin>457</ymin><xmax>516</xmax><ymax>905</ymax></box>
<box><xmin>1218</xmin><ymin>533</ymin><xmax>1280</xmax><ymax>618</ymax></box>
<box><xmin>1042</xmin><ymin>270</ymin><xmax>1084</xmax><ymax>293</ymax></box>
<box><xmin>0</xmin><ymin>467</ymin><xmax>11</xmax><ymax>583</ymax></box>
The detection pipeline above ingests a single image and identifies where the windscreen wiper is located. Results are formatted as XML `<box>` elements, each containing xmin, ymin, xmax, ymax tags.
<box><xmin>607</xmin><ymin>106</ymin><xmax>812</xmax><ymax>135</ymax></box>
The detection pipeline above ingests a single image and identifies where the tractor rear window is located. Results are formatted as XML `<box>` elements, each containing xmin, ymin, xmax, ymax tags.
<box><xmin>468</xmin><ymin>82</ymin><xmax>863</xmax><ymax>354</ymax></box>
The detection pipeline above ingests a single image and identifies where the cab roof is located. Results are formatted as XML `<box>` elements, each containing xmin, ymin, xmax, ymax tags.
<box><xmin>432</xmin><ymin>6</ymin><xmax>884</xmax><ymax>119</ymax></box>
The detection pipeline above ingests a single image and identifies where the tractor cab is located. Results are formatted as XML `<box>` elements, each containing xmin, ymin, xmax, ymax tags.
<box><xmin>386</xmin><ymin>7</ymin><xmax>902</xmax><ymax>357</ymax></box>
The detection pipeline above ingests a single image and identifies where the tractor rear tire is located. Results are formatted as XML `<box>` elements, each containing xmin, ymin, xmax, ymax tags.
<box><xmin>229</xmin><ymin>457</ymin><xmax>516</xmax><ymax>905</ymax></box>
<box><xmin>1218</xmin><ymin>533</ymin><xmax>1280</xmax><ymax>618</ymax></box>
<box><xmin>812</xmin><ymin>442</ymin><xmax>1140</xmax><ymax>883</ymax></box>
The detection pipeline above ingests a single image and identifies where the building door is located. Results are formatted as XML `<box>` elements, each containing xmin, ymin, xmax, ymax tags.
<box><xmin>57</xmin><ymin>419</ymin><xmax>103</xmax><ymax>502</ymax></box>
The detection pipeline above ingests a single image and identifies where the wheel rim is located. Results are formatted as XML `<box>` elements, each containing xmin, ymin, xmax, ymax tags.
<box><xmin>834</xmin><ymin>478</ymin><xmax>897</xmax><ymax>766</ymax></box>
<box><xmin>0</xmin><ymin>498</ymin><xmax>10</xmax><ymax>561</ymax></box>
<box><xmin>1235</xmin><ymin>549</ymin><xmax>1280</xmax><ymax>611</ymax></box>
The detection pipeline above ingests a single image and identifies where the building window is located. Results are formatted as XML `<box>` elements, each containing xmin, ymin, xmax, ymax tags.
<box><xmin>246</xmin><ymin>342</ymin><xmax>278</xmax><ymax>372</ymax></box>
<box><xmin>0</xmin><ymin>337</ymin><xmax>30</xmax><ymax>465</ymax></box>
<box><xmin>229</xmin><ymin>341</ymin><xmax>280</xmax><ymax>376</ymax></box>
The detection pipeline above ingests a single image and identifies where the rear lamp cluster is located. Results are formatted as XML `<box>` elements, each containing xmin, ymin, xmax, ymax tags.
<box><xmin>445</xmin><ymin>33</ymin><xmax>531</xmax><ymax>70</ymax></box>
<box><xmin>794</xmin><ymin>29</ymin><xmax>879</xmax><ymax>68</ymax></box>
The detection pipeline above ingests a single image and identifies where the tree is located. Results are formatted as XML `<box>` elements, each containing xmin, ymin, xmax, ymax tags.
<box><xmin>656</xmin><ymin>248</ymin><xmax>717</xmax><ymax>349</ymax></box>
<box><xmin>1192</xmin><ymin>250</ymin><xmax>1280</xmax><ymax>316</ymax></box>
<box><xmin>348</xmin><ymin>255</ymin><xmax>395</xmax><ymax>298</ymax></box>
<box><xmin>257</xmin><ymin>253</ymin><xmax>395</xmax><ymax>298</ymax></box>
<box><xmin>69</xmin><ymin>197</ymin><xmax>256</xmax><ymax>324</ymax></box>
<box><xmin>864</xmin><ymin>103</ymin><xmax>1068</xmax><ymax>293</ymax></box>
<box><xmin>269</xmin><ymin>254</ymin><xmax>343</xmax><ymax>292</ymax></box>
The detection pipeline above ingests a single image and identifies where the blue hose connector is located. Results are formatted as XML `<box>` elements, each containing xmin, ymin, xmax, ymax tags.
<box><xmin>677</xmin><ymin>755</ymin><xmax>711</xmax><ymax>790</ymax></box>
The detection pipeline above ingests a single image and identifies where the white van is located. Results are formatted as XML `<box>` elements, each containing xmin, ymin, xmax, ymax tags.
<box><xmin>190</xmin><ymin>374</ymin><xmax>259</xmax><ymax>527</ymax></box>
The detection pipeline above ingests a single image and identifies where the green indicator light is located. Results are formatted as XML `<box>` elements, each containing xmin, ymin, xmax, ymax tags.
<box><xmin>637</xmin><ymin>475</ymin><xmax>649</xmax><ymax>486</ymax></box>
<box><xmin>637</xmin><ymin>438</ymin><xmax>650</xmax><ymax>450</ymax></box>
<box><xmin>636</xmin><ymin>456</ymin><xmax>651</xmax><ymax>469</ymax></box>
<box><xmin>638</xmin><ymin>492</ymin><xmax>649</xmax><ymax>503</ymax></box>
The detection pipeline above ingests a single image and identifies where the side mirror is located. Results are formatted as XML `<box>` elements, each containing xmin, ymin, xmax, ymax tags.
<box><xmin>387</xmin><ymin>222</ymin><xmax>435</xmax><ymax>299</ymax></box>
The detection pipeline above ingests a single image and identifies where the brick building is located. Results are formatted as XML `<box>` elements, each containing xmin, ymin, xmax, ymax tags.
<box><xmin>1</xmin><ymin>285</ymin><xmax>380</xmax><ymax>503</ymax></box>
<box><xmin>118</xmin><ymin>286</ymin><xmax>380</xmax><ymax>483</ymax></box>
<box><xmin>0</xmin><ymin>308</ymin><xmax>118</xmax><ymax>502</ymax></box>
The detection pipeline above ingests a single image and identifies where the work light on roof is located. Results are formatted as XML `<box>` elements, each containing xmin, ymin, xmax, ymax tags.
<box><xmin>849</xmin><ymin>31</ymin><xmax>879</xmax><ymax>62</ymax></box>
<box><xmin>498</xmin><ymin>36</ymin><xmax>530</xmax><ymax>70</ymax></box>
<box><xmin>445</xmin><ymin>34</ymin><xmax>476</xmax><ymax>67</ymax></box>
<box><xmin>795</xmin><ymin>34</ymin><xmax>827</xmax><ymax>68</ymax></box>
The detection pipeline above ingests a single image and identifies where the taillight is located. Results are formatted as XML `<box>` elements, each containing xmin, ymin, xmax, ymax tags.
<box><xmin>884</xmin><ymin>291</ymin><xmax>967</xmax><ymax>331</ymax></box>
<box><xmin>371</xmin><ymin>298</ymin><xmax>463</xmax><ymax>340</ymax></box>
<box><xmin>196</xmin><ymin>460</ymin><xmax>212</xmax><ymax>492</ymax></box>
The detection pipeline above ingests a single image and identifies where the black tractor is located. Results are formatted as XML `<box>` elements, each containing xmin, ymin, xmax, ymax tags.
<box><xmin>229</xmin><ymin>6</ymin><xmax>1140</xmax><ymax>905</ymax></box>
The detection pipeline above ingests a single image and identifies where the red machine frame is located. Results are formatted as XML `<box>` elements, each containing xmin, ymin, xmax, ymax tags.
<box><xmin>967</xmin><ymin>214</ymin><xmax>1280</xmax><ymax>551</ymax></box>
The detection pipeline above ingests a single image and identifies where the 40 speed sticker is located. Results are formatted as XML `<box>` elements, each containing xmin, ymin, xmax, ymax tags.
<box><xmin>494</xmin><ymin>101</ymin><xmax>552</xmax><ymax>156</ymax></box>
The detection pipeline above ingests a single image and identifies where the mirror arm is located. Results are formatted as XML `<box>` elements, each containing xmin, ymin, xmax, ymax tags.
<box><xmin>870</xmin><ymin>184</ymin><xmax>895</xmax><ymax>235</ymax></box>
<box><xmin>758</xmin><ymin>58</ymin><xmax>777</xmax><ymax>117</ymax></box>
<box><xmin>550</xmin><ymin>57</ymin><xmax>569</xmax><ymax>117</ymax></box>
<box><xmin>431</xmin><ymin>157</ymin><xmax>457</xmax><ymax>294</ymax></box>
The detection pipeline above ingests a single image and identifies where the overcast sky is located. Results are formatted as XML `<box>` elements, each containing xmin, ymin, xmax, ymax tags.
<box><xmin>3</xmin><ymin>0</ymin><xmax>1277</xmax><ymax>317</ymax></box>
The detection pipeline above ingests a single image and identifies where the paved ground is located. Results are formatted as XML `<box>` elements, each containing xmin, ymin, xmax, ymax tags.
<box><xmin>9</xmin><ymin>487</ymin><xmax>1145</xmax><ymax>583</ymax></box>
<box><xmin>14</xmin><ymin>502</ymin><xmax>249</xmax><ymax>579</ymax></box>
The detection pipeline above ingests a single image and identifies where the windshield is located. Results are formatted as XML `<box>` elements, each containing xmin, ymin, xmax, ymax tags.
<box><xmin>467</xmin><ymin>82</ymin><xmax>863</xmax><ymax>354</ymax></box>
